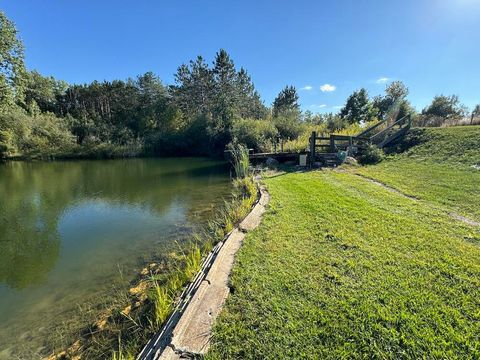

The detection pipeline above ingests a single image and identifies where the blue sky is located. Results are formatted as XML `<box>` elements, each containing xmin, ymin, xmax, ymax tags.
<box><xmin>2</xmin><ymin>0</ymin><xmax>479</xmax><ymax>112</ymax></box>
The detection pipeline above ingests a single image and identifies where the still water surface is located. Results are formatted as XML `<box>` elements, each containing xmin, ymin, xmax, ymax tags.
<box><xmin>0</xmin><ymin>158</ymin><xmax>230</xmax><ymax>358</ymax></box>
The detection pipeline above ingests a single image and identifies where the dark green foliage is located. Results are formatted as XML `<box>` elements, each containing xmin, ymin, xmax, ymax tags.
<box><xmin>23</xmin><ymin>70</ymin><xmax>68</xmax><ymax>114</ymax></box>
<box><xmin>471</xmin><ymin>104</ymin><xmax>480</xmax><ymax>124</ymax></box>
<box><xmin>418</xmin><ymin>95</ymin><xmax>467</xmax><ymax>127</ymax></box>
<box><xmin>0</xmin><ymin>109</ymin><xmax>75</xmax><ymax>157</ymax></box>
<box><xmin>339</xmin><ymin>88</ymin><xmax>375</xmax><ymax>124</ymax></box>
<box><xmin>272</xmin><ymin>86</ymin><xmax>299</xmax><ymax>117</ymax></box>
<box><xmin>422</xmin><ymin>94</ymin><xmax>465</xmax><ymax>118</ymax></box>
<box><xmin>302</xmin><ymin>110</ymin><xmax>324</xmax><ymax>124</ymax></box>
<box><xmin>170</xmin><ymin>49</ymin><xmax>268</xmax><ymax>154</ymax></box>
<box><xmin>0</xmin><ymin>129</ymin><xmax>14</xmax><ymax>158</ymax></box>
<box><xmin>383</xmin><ymin>127</ymin><xmax>428</xmax><ymax>154</ymax></box>
<box><xmin>358</xmin><ymin>143</ymin><xmax>384</xmax><ymax>164</ymax></box>
<box><xmin>303</xmin><ymin>112</ymin><xmax>349</xmax><ymax>133</ymax></box>
<box><xmin>235</xmin><ymin>68</ymin><xmax>268</xmax><ymax>119</ymax></box>
<box><xmin>54</xmin><ymin>74</ymin><xmax>171</xmax><ymax>146</ymax></box>
<box><xmin>0</xmin><ymin>12</ymin><xmax>271</xmax><ymax>159</ymax></box>
<box><xmin>172</xmin><ymin>56</ymin><xmax>214</xmax><ymax>116</ymax></box>
<box><xmin>325</xmin><ymin>113</ymin><xmax>349</xmax><ymax>132</ymax></box>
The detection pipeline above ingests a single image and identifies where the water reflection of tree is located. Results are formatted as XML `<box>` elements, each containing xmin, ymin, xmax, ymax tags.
<box><xmin>0</xmin><ymin>159</ymin><xmax>229</xmax><ymax>289</ymax></box>
<box><xmin>0</xmin><ymin>162</ymin><xmax>67</xmax><ymax>289</ymax></box>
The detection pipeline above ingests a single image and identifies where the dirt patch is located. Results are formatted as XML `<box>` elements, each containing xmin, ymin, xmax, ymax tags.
<box><xmin>449</xmin><ymin>213</ymin><xmax>480</xmax><ymax>227</ymax></box>
<box><xmin>353</xmin><ymin>172</ymin><xmax>480</xmax><ymax>227</ymax></box>
<box><xmin>353</xmin><ymin>173</ymin><xmax>419</xmax><ymax>200</ymax></box>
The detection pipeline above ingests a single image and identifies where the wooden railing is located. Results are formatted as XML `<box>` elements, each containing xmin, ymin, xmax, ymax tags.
<box><xmin>368</xmin><ymin>114</ymin><xmax>411</xmax><ymax>147</ymax></box>
<box><xmin>308</xmin><ymin>115</ymin><xmax>412</xmax><ymax>165</ymax></box>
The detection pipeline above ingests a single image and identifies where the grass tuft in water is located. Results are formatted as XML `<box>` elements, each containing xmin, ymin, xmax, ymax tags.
<box><xmin>184</xmin><ymin>243</ymin><xmax>202</xmax><ymax>280</ymax></box>
<box><xmin>112</xmin><ymin>335</ymin><xmax>135</xmax><ymax>360</ymax></box>
<box><xmin>150</xmin><ymin>278</ymin><xmax>173</xmax><ymax>326</ymax></box>
<box><xmin>230</xmin><ymin>144</ymin><xmax>250</xmax><ymax>179</ymax></box>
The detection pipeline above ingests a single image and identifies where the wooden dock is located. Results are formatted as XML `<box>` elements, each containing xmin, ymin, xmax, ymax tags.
<box><xmin>247</xmin><ymin>114</ymin><xmax>412</xmax><ymax>167</ymax></box>
<box><xmin>248</xmin><ymin>152</ymin><xmax>303</xmax><ymax>161</ymax></box>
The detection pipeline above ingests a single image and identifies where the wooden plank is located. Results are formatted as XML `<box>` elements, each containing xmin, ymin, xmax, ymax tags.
<box><xmin>310</xmin><ymin>131</ymin><xmax>316</xmax><ymax>166</ymax></box>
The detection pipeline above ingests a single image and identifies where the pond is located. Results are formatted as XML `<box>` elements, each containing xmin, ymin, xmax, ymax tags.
<box><xmin>0</xmin><ymin>158</ymin><xmax>231</xmax><ymax>359</ymax></box>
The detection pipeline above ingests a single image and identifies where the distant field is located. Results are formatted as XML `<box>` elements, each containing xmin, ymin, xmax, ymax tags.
<box><xmin>207</xmin><ymin>126</ymin><xmax>480</xmax><ymax>359</ymax></box>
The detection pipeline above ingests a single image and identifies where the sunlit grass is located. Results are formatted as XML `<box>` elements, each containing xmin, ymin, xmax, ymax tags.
<box><xmin>150</xmin><ymin>278</ymin><xmax>173</xmax><ymax>326</ymax></box>
<box><xmin>356</xmin><ymin>126</ymin><xmax>480</xmax><ymax>220</ymax></box>
<box><xmin>184</xmin><ymin>243</ymin><xmax>202</xmax><ymax>280</ymax></box>
<box><xmin>208</xmin><ymin>126</ymin><xmax>480</xmax><ymax>359</ymax></box>
<box><xmin>208</xmin><ymin>170</ymin><xmax>480</xmax><ymax>359</ymax></box>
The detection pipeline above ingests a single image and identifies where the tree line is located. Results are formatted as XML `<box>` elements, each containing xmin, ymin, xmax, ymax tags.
<box><xmin>0</xmin><ymin>11</ymin><xmax>478</xmax><ymax>159</ymax></box>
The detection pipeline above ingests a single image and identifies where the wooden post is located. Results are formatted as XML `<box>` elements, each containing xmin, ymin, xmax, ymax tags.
<box><xmin>310</xmin><ymin>131</ymin><xmax>316</xmax><ymax>166</ymax></box>
<box><xmin>330</xmin><ymin>134</ymin><xmax>335</xmax><ymax>153</ymax></box>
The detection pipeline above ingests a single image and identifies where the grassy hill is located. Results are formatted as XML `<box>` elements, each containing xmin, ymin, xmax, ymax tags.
<box><xmin>357</xmin><ymin>125</ymin><xmax>480</xmax><ymax>221</ymax></box>
<box><xmin>388</xmin><ymin>125</ymin><xmax>480</xmax><ymax>166</ymax></box>
<box><xmin>207</xmin><ymin>126</ymin><xmax>480</xmax><ymax>359</ymax></box>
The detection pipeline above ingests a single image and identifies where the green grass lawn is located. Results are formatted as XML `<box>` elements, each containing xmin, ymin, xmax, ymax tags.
<box><xmin>207</xmin><ymin>127</ymin><xmax>480</xmax><ymax>359</ymax></box>
<box><xmin>355</xmin><ymin>160</ymin><xmax>480</xmax><ymax>221</ymax></box>
<box><xmin>355</xmin><ymin>126</ymin><xmax>480</xmax><ymax>221</ymax></box>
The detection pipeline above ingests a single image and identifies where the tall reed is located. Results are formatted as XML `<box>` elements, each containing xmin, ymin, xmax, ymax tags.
<box><xmin>230</xmin><ymin>144</ymin><xmax>250</xmax><ymax>179</ymax></box>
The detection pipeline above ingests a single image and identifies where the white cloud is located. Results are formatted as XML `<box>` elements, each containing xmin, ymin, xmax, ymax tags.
<box><xmin>300</xmin><ymin>85</ymin><xmax>313</xmax><ymax>91</ymax></box>
<box><xmin>376</xmin><ymin>77</ymin><xmax>390</xmax><ymax>84</ymax></box>
<box><xmin>333</xmin><ymin>105</ymin><xmax>343</xmax><ymax>109</ymax></box>
<box><xmin>310</xmin><ymin>104</ymin><xmax>327</xmax><ymax>109</ymax></box>
<box><xmin>320</xmin><ymin>84</ymin><xmax>336</xmax><ymax>92</ymax></box>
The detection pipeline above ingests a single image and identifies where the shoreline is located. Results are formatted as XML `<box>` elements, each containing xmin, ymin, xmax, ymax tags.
<box><xmin>139</xmin><ymin>182</ymin><xmax>269</xmax><ymax>359</ymax></box>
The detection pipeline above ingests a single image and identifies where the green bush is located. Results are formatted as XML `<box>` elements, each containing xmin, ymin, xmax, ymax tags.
<box><xmin>359</xmin><ymin>143</ymin><xmax>384</xmax><ymax>164</ymax></box>
<box><xmin>232</xmin><ymin>118</ymin><xmax>278</xmax><ymax>152</ymax></box>
<box><xmin>0</xmin><ymin>109</ymin><xmax>75</xmax><ymax>157</ymax></box>
<box><xmin>0</xmin><ymin>130</ymin><xmax>14</xmax><ymax>157</ymax></box>
<box><xmin>273</xmin><ymin>110</ymin><xmax>304</xmax><ymax>141</ymax></box>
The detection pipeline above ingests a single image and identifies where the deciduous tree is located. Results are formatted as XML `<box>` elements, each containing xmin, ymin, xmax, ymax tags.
<box><xmin>422</xmin><ymin>95</ymin><xmax>466</xmax><ymax>120</ymax></box>
<box><xmin>340</xmin><ymin>88</ymin><xmax>374</xmax><ymax>124</ymax></box>
<box><xmin>0</xmin><ymin>11</ymin><xmax>26</xmax><ymax>112</ymax></box>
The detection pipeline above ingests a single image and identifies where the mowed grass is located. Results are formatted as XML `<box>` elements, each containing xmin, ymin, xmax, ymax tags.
<box><xmin>207</xmin><ymin>170</ymin><xmax>480</xmax><ymax>359</ymax></box>
<box><xmin>355</xmin><ymin>160</ymin><xmax>480</xmax><ymax>221</ymax></box>
<box><xmin>356</xmin><ymin>126</ymin><xmax>480</xmax><ymax>221</ymax></box>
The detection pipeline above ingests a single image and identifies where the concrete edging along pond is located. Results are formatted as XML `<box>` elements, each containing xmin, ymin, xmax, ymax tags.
<box><xmin>137</xmin><ymin>182</ymin><xmax>270</xmax><ymax>360</ymax></box>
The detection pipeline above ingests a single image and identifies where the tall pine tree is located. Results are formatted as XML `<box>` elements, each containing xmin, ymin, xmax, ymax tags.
<box><xmin>272</xmin><ymin>86</ymin><xmax>299</xmax><ymax>117</ymax></box>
